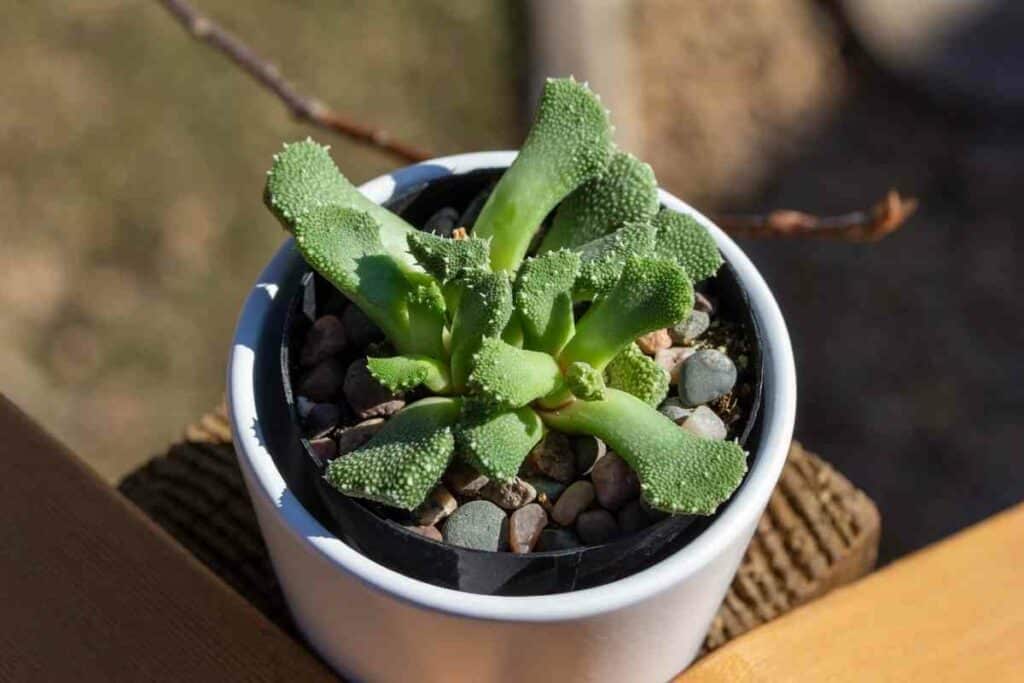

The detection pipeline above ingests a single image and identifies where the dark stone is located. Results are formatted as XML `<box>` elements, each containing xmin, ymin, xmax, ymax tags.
<box><xmin>343</xmin><ymin>358</ymin><xmax>405</xmax><ymax>419</ymax></box>
<box><xmin>303</xmin><ymin>402</ymin><xmax>342</xmax><ymax>438</ymax></box>
<box><xmin>341</xmin><ymin>304</ymin><xmax>384</xmax><ymax>349</ymax></box>
<box><xmin>576</xmin><ymin>509</ymin><xmax>620</xmax><ymax>545</ymax></box>
<box><xmin>298</xmin><ymin>357</ymin><xmax>346</xmax><ymax>402</ymax></box>
<box><xmin>590</xmin><ymin>452</ymin><xmax>641</xmax><ymax>511</ymax></box>
<box><xmin>442</xmin><ymin>500</ymin><xmax>506</xmax><ymax>551</ymax></box>
<box><xmin>299</xmin><ymin>314</ymin><xmax>347</xmax><ymax>368</ymax></box>
<box><xmin>424</xmin><ymin>206</ymin><xmax>460</xmax><ymax>237</ymax></box>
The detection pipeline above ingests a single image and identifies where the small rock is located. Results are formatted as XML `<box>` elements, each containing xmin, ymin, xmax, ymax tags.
<box><xmin>617</xmin><ymin>499</ymin><xmax>653</xmax><ymax>534</ymax></box>
<box><xmin>404</xmin><ymin>525</ymin><xmax>443</xmax><ymax>542</ymax></box>
<box><xmin>669</xmin><ymin>310</ymin><xmax>710</xmax><ymax>345</ymax></box>
<box><xmin>678</xmin><ymin>349</ymin><xmax>737</xmax><ymax>407</ymax></box>
<box><xmin>299</xmin><ymin>358</ymin><xmax>347</xmax><ymax>402</ymax></box>
<box><xmin>636</xmin><ymin>328</ymin><xmax>672</xmax><ymax>355</ymax></box>
<box><xmin>590</xmin><ymin>452</ymin><xmax>641</xmax><ymax>511</ymax></box>
<box><xmin>526</xmin><ymin>432</ymin><xmax>576</xmax><ymax>483</ymax></box>
<box><xmin>414</xmin><ymin>485</ymin><xmax>458</xmax><ymax>526</ymax></box>
<box><xmin>570</xmin><ymin>435</ymin><xmax>607</xmax><ymax>474</ymax></box>
<box><xmin>308</xmin><ymin>437</ymin><xmax>338</xmax><ymax>464</ymax></box>
<box><xmin>424</xmin><ymin>206</ymin><xmax>460</xmax><ymax>237</ymax></box>
<box><xmin>535</xmin><ymin>527</ymin><xmax>581</xmax><ymax>552</ymax></box>
<box><xmin>479</xmin><ymin>478</ymin><xmax>537</xmax><ymax>510</ymax></box>
<box><xmin>508</xmin><ymin>503</ymin><xmax>548</xmax><ymax>553</ymax></box>
<box><xmin>658</xmin><ymin>397</ymin><xmax>693</xmax><ymax>424</ymax></box>
<box><xmin>444</xmin><ymin>462</ymin><xmax>489</xmax><ymax>496</ymax></box>
<box><xmin>442</xmin><ymin>500</ymin><xmax>506</xmax><ymax>551</ymax></box>
<box><xmin>341</xmin><ymin>304</ymin><xmax>384</xmax><ymax>349</ymax></box>
<box><xmin>654</xmin><ymin>346</ymin><xmax>696</xmax><ymax>384</ymax></box>
<box><xmin>526</xmin><ymin>477</ymin><xmax>567</xmax><ymax>505</ymax></box>
<box><xmin>576</xmin><ymin>509</ymin><xmax>620</xmax><ymax>545</ymax></box>
<box><xmin>336</xmin><ymin>418</ymin><xmax>385</xmax><ymax>455</ymax></box>
<box><xmin>640</xmin><ymin>497</ymin><xmax>669</xmax><ymax>522</ymax></box>
<box><xmin>694</xmin><ymin>291</ymin><xmax>715</xmax><ymax>314</ymax></box>
<box><xmin>343</xmin><ymin>358</ymin><xmax>406</xmax><ymax>419</ymax></box>
<box><xmin>551</xmin><ymin>481</ymin><xmax>595</xmax><ymax>526</ymax></box>
<box><xmin>300</xmin><ymin>314</ymin><xmax>347</xmax><ymax>368</ymax></box>
<box><xmin>679</xmin><ymin>405</ymin><xmax>728</xmax><ymax>440</ymax></box>
<box><xmin>303</xmin><ymin>402</ymin><xmax>342</xmax><ymax>438</ymax></box>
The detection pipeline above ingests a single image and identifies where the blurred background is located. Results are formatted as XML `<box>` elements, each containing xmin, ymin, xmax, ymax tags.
<box><xmin>2</xmin><ymin>0</ymin><xmax>1021</xmax><ymax>563</ymax></box>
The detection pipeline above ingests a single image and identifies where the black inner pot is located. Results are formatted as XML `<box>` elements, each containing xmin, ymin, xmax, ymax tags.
<box><xmin>278</xmin><ymin>168</ymin><xmax>765</xmax><ymax>596</ymax></box>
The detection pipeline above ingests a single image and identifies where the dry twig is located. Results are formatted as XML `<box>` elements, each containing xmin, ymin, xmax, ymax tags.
<box><xmin>157</xmin><ymin>0</ymin><xmax>432</xmax><ymax>163</ymax></box>
<box><xmin>714</xmin><ymin>190</ymin><xmax>918</xmax><ymax>242</ymax></box>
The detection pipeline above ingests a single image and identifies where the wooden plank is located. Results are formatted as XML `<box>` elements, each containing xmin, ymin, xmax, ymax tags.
<box><xmin>679</xmin><ymin>503</ymin><xmax>1024</xmax><ymax>682</ymax></box>
<box><xmin>0</xmin><ymin>394</ymin><xmax>337</xmax><ymax>682</ymax></box>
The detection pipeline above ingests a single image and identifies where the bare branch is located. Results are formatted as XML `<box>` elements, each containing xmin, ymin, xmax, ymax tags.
<box><xmin>157</xmin><ymin>0</ymin><xmax>432</xmax><ymax>163</ymax></box>
<box><xmin>714</xmin><ymin>190</ymin><xmax>918</xmax><ymax>242</ymax></box>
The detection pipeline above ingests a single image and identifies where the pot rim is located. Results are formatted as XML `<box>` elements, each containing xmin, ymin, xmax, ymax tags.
<box><xmin>228</xmin><ymin>150</ymin><xmax>796</xmax><ymax>622</ymax></box>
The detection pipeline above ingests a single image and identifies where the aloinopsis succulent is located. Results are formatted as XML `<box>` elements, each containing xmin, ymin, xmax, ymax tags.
<box><xmin>264</xmin><ymin>77</ymin><xmax>747</xmax><ymax>518</ymax></box>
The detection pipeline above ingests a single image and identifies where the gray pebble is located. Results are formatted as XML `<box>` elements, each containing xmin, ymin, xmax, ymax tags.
<box><xmin>298</xmin><ymin>357</ymin><xmax>347</xmax><ymax>402</ymax></box>
<box><xmin>300</xmin><ymin>314</ymin><xmax>347</xmax><ymax>368</ymax></box>
<box><xmin>590</xmin><ymin>452</ymin><xmax>641</xmax><ymax>511</ymax></box>
<box><xmin>669</xmin><ymin>310</ymin><xmax>710</xmax><ymax>345</ymax></box>
<box><xmin>479</xmin><ymin>477</ymin><xmax>537</xmax><ymax>510</ymax></box>
<box><xmin>444</xmin><ymin>462</ymin><xmax>489</xmax><ymax>496</ymax></box>
<box><xmin>442</xmin><ymin>500</ymin><xmax>506</xmax><ymax>551</ymax></box>
<box><xmin>526</xmin><ymin>432</ymin><xmax>576</xmax><ymax>483</ymax></box>
<box><xmin>424</xmin><ymin>207</ymin><xmax>460</xmax><ymax>237</ymax></box>
<box><xmin>414</xmin><ymin>485</ymin><xmax>458</xmax><ymax>526</ymax></box>
<box><xmin>617</xmin><ymin>499</ymin><xmax>654</xmax><ymax>534</ymax></box>
<box><xmin>679</xmin><ymin>405</ymin><xmax>728</xmax><ymax>440</ymax></box>
<box><xmin>551</xmin><ymin>481</ymin><xmax>595</xmax><ymax>526</ymax></box>
<box><xmin>336</xmin><ymin>418</ymin><xmax>385</xmax><ymax>455</ymax></box>
<box><xmin>341</xmin><ymin>304</ymin><xmax>384</xmax><ymax>349</ymax></box>
<box><xmin>570</xmin><ymin>435</ymin><xmax>607</xmax><ymax>474</ymax></box>
<box><xmin>343</xmin><ymin>358</ymin><xmax>406</xmax><ymax>419</ymax></box>
<box><xmin>678</xmin><ymin>349</ymin><xmax>737</xmax><ymax>407</ymax></box>
<box><xmin>576</xmin><ymin>509</ymin><xmax>620</xmax><ymax>545</ymax></box>
<box><xmin>535</xmin><ymin>527</ymin><xmax>581</xmax><ymax>552</ymax></box>
<box><xmin>509</xmin><ymin>504</ymin><xmax>548</xmax><ymax>554</ymax></box>
<box><xmin>658</xmin><ymin>398</ymin><xmax>693</xmax><ymax>424</ymax></box>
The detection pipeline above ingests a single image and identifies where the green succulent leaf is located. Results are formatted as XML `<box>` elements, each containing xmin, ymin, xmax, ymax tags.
<box><xmin>324</xmin><ymin>397</ymin><xmax>462</xmax><ymax>510</ymax></box>
<box><xmin>605</xmin><ymin>343</ymin><xmax>669</xmax><ymax>407</ymax></box>
<box><xmin>406</xmin><ymin>231</ymin><xmax>490</xmax><ymax>283</ymax></box>
<box><xmin>539</xmin><ymin>150</ymin><xmax>659</xmax><ymax>252</ymax></box>
<box><xmin>455</xmin><ymin>407</ymin><xmax>544</xmax><ymax>483</ymax></box>
<box><xmin>514</xmin><ymin>249</ymin><xmax>581</xmax><ymax>354</ymax></box>
<box><xmin>538</xmin><ymin>388</ymin><xmax>747</xmax><ymax>514</ymax></box>
<box><xmin>565</xmin><ymin>361</ymin><xmax>606</xmax><ymax>401</ymax></box>
<box><xmin>466</xmin><ymin>337</ymin><xmax>565</xmax><ymax>410</ymax></box>
<box><xmin>265</xmin><ymin>139</ymin><xmax>418</xmax><ymax>266</ymax></box>
<box><xmin>406</xmin><ymin>281</ymin><xmax>447</xmax><ymax>360</ymax></box>
<box><xmin>366</xmin><ymin>355</ymin><xmax>452</xmax><ymax>394</ymax></box>
<box><xmin>560</xmin><ymin>256</ymin><xmax>693</xmax><ymax>371</ymax></box>
<box><xmin>448</xmin><ymin>271</ymin><xmax>514</xmax><ymax>390</ymax></box>
<box><xmin>573</xmin><ymin>221</ymin><xmax>657</xmax><ymax>299</ymax></box>
<box><xmin>652</xmin><ymin>208</ymin><xmax>723</xmax><ymax>284</ymax></box>
<box><xmin>472</xmin><ymin>77</ymin><xmax>613</xmax><ymax>272</ymax></box>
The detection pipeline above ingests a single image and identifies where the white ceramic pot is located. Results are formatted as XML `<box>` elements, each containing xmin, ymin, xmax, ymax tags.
<box><xmin>228</xmin><ymin>151</ymin><xmax>796</xmax><ymax>682</ymax></box>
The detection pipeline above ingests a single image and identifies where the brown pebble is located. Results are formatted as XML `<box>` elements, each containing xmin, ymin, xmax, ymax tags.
<box><xmin>405</xmin><ymin>525</ymin><xmax>443</xmax><ymax>542</ymax></box>
<box><xmin>336</xmin><ymin>418</ymin><xmax>385</xmax><ymax>455</ymax></box>
<box><xmin>590</xmin><ymin>451</ymin><xmax>641</xmax><ymax>511</ymax></box>
<box><xmin>308</xmin><ymin>437</ymin><xmax>338</xmax><ymax>464</ymax></box>
<box><xmin>444</xmin><ymin>462</ymin><xmax>489</xmax><ymax>496</ymax></box>
<box><xmin>343</xmin><ymin>358</ymin><xmax>405</xmax><ymax>419</ymax></box>
<box><xmin>551</xmin><ymin>481</ymin><xmax>595</xmax><ymax>526</ymax></box>
<box><xmin>617</xmin><ymin>499</ymin><xmax>653</xmax><ymax>534</ymax></box>
<box><xmin>298</xmin><ymin>358</ymin><xmax>347</xmax><ymax>402</ymax></box>
<box><xmin>636</xmin><ymin>329</ymin><xmax>671</xmax><ymax>355</ymax></box>
<box><xmin>300</xmin><ymin>314</ymin><xmax>347</xmax><ymax>368</ymax></box>
<box><xmin>526</xmin><ymin>432</ymin><xmax>576</xmax><ymax>483</ymax></box>
<box><xmin>576</xmin><ymin>509</ymin><xmax>620</xmax><ymax>545</ymax></box>
<box><xmin>341</xmin><ymin>304</ymin><xmax>384</xmax><ymax>349</ymax></box>
<box><xmin>509</xmin><ymin>504</ymin><xmax>548</xmax><ymax>553</ymax></box>
<box><xmin>479</xmin><ymin>478</ymin><xmax>537</xmax><ymax>510</ymax></box>
<box><xmin>414</xmin><ymin>485</ymin><xmax>458</xmax><ymax>526</ymax></box>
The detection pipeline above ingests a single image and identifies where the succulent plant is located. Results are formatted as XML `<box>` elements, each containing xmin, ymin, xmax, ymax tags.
<box><xmin>265</xmin><ymin>77</ymin><xmax>746</xmax><ymax>517</ymax></box>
